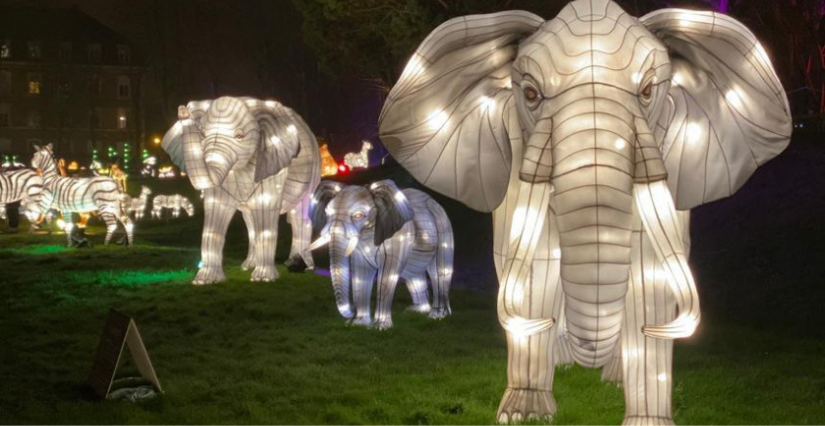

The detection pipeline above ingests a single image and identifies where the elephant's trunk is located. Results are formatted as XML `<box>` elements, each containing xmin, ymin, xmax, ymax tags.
<box><xmin>329</xmin><ymin>221</ymin><xmax>355</xmax><ymax>319</ymax></box>
<box><xmin>551</xmin><ymin>105</ymin><xmax>636</xmax><ymax>368</ymax></box>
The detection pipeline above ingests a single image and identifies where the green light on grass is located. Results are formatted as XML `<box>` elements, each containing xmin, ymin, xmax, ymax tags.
<box><xmin>72</xmin><ymin>270</ymin><xmax>191</xmax><ymax>287</ymax></box>
<box><xmin>5</xmin><ymin>244</ymin><xmax>71</xmax><ymax>255</ymax></box>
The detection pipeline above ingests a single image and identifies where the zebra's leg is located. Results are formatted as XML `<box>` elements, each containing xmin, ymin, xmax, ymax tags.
<box><xmin>100</xmin><ymin>211</ymin><xmax>119</xmax><ymax>245</ymax></box>
<box><xmin>286</xmin><ymin>195</ymin><xmax>314</xmax><ymax>270</ymax></box>
<box><xmin>120</xmin><ymin>212</ymin><xmax>134</xmax><ymax>246</ymax></box>
<box><xmin>240</xmin><ymin>206</ymin><xmax>256</xmax><ymax>271</ymax></box>
<box><xmin>61</xmin><ymin>211</ymin><xmax>74</xmax><ymax>247</ymax></box>
<box><xmin>249</xmin><ymin>178</ymin><xmax>283</xmax><ymax>282</ymax></box>
<box><xmin>194</xmin><ymin>188</ymin><xmax>239</xmax><ymax>285</ymax></box>
<box><xmin>404</xmin><ymin>276</ymin><xmax>431</xmax><ymax>314</ymax></box>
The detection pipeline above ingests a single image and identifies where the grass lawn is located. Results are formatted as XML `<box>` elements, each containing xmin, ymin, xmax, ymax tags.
<box><xmin>0</xmin><ymin>177</ymin><xmax>824</xmax><ymax>424</ymax></box>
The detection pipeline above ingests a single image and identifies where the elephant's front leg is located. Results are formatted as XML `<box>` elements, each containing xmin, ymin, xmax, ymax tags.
<box><xmin>286</xmin><ymin>195</ymin><xmax>315</xmax><ymax>270</ymax></box>
<box><xmin>620</xmin><ymin>207</ymin><xmax>680</xmax><ymax>425</ymax></box>
<box><xmin>194</xmin><ymin>188</ymin><xmax>239</xmax><ymax>285</ymax></box>
<box><xmin>249</xmin><ymin>180</ymin><xmax>284</xmax><ymax>282</ymax></box>
<box><xmin>373</xmin><ymin>233</ymin><xmax>412</xmax><ymax>330</ymax></box>
<box><xmin>239</xmin><ymin>205</ymin><xmax>256</xmax><ymax>271</ymax></box>
<box><xmin>495</xmin><ymin>182</ymin><xmax>563</xmax><ymax>423</ymax></box>
<box><xmin>349</xmin><ymin>250</ymin><xmax>376</xmax><ymax>327</ymax></box>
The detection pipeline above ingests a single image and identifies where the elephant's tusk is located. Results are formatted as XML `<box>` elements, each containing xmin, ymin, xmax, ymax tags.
<box><xmin>634</xmin><ymin>181</ymin><xmax>701</xmax><ymax>339</ymax></box>
<box><xmin>497</xmin><ymin>181</ymin><xmax>556</xmax><ymax>338</ymax></box>
<box><xmin>344</xmin><ymin>236</ymin><xmax>359</xmax><ymax>257</ymax></box>
<box><xmin>308</xmin><ymin>234</ymin><xmax>331</xmax><ymax>251</ymax></box>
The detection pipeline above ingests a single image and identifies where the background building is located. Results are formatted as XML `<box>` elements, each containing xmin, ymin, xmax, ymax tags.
<box><xmin>0</xmin><ymin>6</ymin><xmax>145</xmax><ymax>169</ymax></box>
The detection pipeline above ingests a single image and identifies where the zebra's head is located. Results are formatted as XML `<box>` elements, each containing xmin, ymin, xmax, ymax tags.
<box><xmin>161</xmin><ymin>96</ymin><xmax>304</xmax><ymax>192</ymax></box>
<box><xmin>379</xmin><ymin>0</ymin><xmax>791</xmax><ymax>212</ymax></box>
<box><xmin>31</xmin><ymin>144</ymin><xmax>55</xmax><ymax>174</ymax></box>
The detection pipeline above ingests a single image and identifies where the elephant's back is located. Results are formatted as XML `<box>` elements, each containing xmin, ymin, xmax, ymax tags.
<box><xmin>280</xmin><ymin>108</ymin><xmax>321</xmax><ymax>214</ymax></box>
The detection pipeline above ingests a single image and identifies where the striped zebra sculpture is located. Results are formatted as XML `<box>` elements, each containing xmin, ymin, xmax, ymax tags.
<box><xmin>31</xmin><ymin>144</ymin><xmax>134</xmax><ymax>246</ymax></box>
<box><xmin>162</xmin><ymin>97</ymin><xmax>320</xmax><ymax>284</ymax></box>
<box><xmin>379</xmin><ymin>0</ymin><xmax>791</xmax><ymax>423</ymax></box>
<box><xmin>0</xmin><ymin>168</ymin><xmax>48</xmax><ymax>231</ymax></box>
<box><xmin>308</xmin><ymin>180</ymin><xmax>454</xmax><ymax>329</ymax></box>
<box><xmin>151</xmin><ymin>194</ymin><xmax>194</xmax><ymax>219</ymax></box>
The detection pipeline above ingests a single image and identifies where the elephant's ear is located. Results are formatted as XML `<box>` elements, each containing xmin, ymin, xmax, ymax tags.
<box><xmin>368</xmin><ymin>180</ymin><xmax>414</xmax><ymax>246</ymax></box>
<box><xmin>310</xmin><ymin>181</ymin><xmax>344</xmax><ymax>233</ymax></box>
<box><xmin>161</xmin><ymin>100</ymin><xmax>212</xmax><ymax>172</ymax></box>
<box><xmin>642</xmin><ymin>10</ymin><xmax>792</xmax><ymax>210</ymax></box>
<box><xmin>240</xmin><ymin>99</ymin><xmax>303</xmax><ymax>184</ymax></box>
<box><xmin>379</xmin><ymin>11</ymin><xmax>543</xmax><ymax>213</ymax></box>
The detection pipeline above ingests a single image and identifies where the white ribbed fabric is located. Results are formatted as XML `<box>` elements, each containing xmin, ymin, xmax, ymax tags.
<box><xmin>310</xmin><ymin>180</ymin><xmax>453</xmax><ymax>329</ymax></box>
<box><xmin>379</xmin><ymin>0</ymin><xmax>791</xmax><ymax>423</ymax></box>
<box><xmin>162</xmin><ymin>97</ymin><xmax>320</xmax><ymax>284</ymax></box>
<box><xmin>31</xmin><ymin>144</ymin><xmax>132</xmax><ymax>246</ymax></box>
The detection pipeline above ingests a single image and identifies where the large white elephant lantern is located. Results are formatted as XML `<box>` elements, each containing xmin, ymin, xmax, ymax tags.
<box><xmin>162</xmin><ymin>97</ymin><xmax>320</xmax><ymax>284</ymax></box>
<box><xmin>379</xmin><ymin>1</ymin><xmax>791</xmax><ymax>424</ymax></box>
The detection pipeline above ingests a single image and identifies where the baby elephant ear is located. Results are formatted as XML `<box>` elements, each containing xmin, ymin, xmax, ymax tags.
<box><xmin>642</xmin><ymin>10</ymin><xmax>792</xmax><ymax>210</ymax></box>
<box><xmin>379</xmin><ymin>11</ymin><xmax>543</xmax><ymax>213</ymax></box>
<box><xmin>368</xmin><ymin>180</ymin><xmax>414</xmax><ymax>246</ymax></box>
<box><xmin>309</xmin><ymin>181</ymin><xmax>344</xmax><ymax>233</ymax></box>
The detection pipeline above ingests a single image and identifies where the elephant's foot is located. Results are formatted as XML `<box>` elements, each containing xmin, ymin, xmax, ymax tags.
<box><xmin>373</xmin><ymin>319</ymin><xmax>393</xmax><ymax>330</ymax></box>
<box><xmin>241</xmin><ymin>257</ymin><xmax>255</xmax><ymax>271</ymax></box>
<box><xmin>428</xmin><ymin>307</ymin><xmax>451</xmax><ymax>320</ymax></box>
<box><xmin>622</xmin><ymin>416</ymin><xmax>675</xmax><ymax>426</ymax></box>
<box><xmin>348</xmin><ymin>316</ymin><xmax>373</xmax><ymax>327</ymax></box>
<box><xmin>193</xmin><ymin>266</ymin><xmax>226</xmax><ymax>285</ymax></box>
<box><xmin>496</xmin><ymin>388</ymin><xmax>557</xmax><ymax>424</ymax></box>
<box><xmin>250</xmin><ymin>264</ymin><xmax>279</xmax><ymax>282</ymax></box>
<box><xmin>405</xmin><ymin>303</ymin><xmax>431</xmax><ymax>314</ymax></box>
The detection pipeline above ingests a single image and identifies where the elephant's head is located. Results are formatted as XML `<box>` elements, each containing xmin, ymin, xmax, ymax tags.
<box><xmin>380</xmin><ymin>0</ymin><xmax>790</xmax><ymax>212</ymax></box>
<box><xmin>309</xmin><ymin>180</ymin><xmax>414</xmax><ymax>319</ymax></box>
<box><xmin>380</xmin><ymin>0</ymin><xmax>791</xmax><ymax>345</ymax></box>
<box><xmin>162</xmin><ymin>97</ymin><xmax>302</xmax><ymax>190</ymax></box>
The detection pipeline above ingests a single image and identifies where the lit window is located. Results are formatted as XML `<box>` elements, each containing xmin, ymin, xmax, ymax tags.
<box><xmin>117</xmin><ymin>75</ymin><xmax>131</xmax><ymax>99</ymax></box>
<box><xmin>27</xmin><ymin>73</ymin><xmax>42</xmax><ymax>95</ymax></box>
<box><xmin>0</xmin><ymin>39</ymin><xmax>10</xmax><ymax>59</ymax></box>
<box><xmin>27</xmin><ymin>41</ymin><xmax>42</xmax><ymax>59</ymax></box>
<box><xmin>117</xmin><ymin>45</ymin><xmax>130</xmax><ymax>64</ymax></box>
<box><xmin>59</xmin><ymin>42</ymin><xmax>72</xmax><ymax>61</ymax></box>
<box><xmin>117</xmin><ymin>109</ymin><xmax>128</xmax><ymax>129</ymax></box>
<box><xmin>88</xmin><ymin>44</ymin><xmax>101</xmax><ymax>63</ymax></box>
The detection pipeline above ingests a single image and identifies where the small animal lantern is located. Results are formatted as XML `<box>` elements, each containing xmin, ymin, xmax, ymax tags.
<box><xmin>343</xmin><ymin>140</ymin><xmax>372</xmax><ymax>170</ymax></box>
<box><xmin>320</xmin><ymin>144</ymin><xmax>339</xmax><ymax>177</ymax></box>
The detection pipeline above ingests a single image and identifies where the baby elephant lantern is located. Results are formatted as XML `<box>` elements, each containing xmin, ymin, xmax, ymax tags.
<box><xmin>162</xmin><ymin>97</ymin><xmax>321</xmax><ymax>284</ymax></box>
<box><xmin>309</xmin><ymin>180</ymin><xmax>454</xmax><ymax>329</ymax></box>
<box><xmin>380</xmin><ymin>1</ymin><xmax>791</xmax><ymax>424</ymax></box>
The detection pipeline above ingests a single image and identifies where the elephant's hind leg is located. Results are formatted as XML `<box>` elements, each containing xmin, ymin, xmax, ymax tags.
<box><xmin>286</xmin><ymin>195</ymin><xmax>314</xmax><ymax>270</ymax></box>
<box><xmin>404</xmin><ymin>276</ymin><xmax>431</xmax><ymax>314</ymax></box>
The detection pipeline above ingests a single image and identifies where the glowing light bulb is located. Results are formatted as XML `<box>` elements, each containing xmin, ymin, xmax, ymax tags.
<box><xmin>270</xmin><ymin>135</ymin><xmax>281</xmax><ymax>146</ymax></box>
<box><xmin>426</xmin><ymin>109</ymin><xmax>449</xmax><ymax>131</ymax></box>
<box><xmin>552</xmin><ymin>248</ymin><xmax>561</xmax><ymax>258</ymax></box>
<box><xmin>614</xmin><ymin>138</ymin><xmax>626</xmax><ymax>150</ymax></box>
<box><xmin>725</xmin><ymin>89</ymin><xmax>743</xmax><ymax>108</ymax></box>
<box><xmin>632</xmin><ymin>72</ymin><xmax>642</xmax><ymax>84</ymax></box>
<box><xmin>403</xmin><ymin>54</ymin><xmax>425</xmax><ymax>77</ymax></box>
<box><xmin>672</xmin><ymin>73</ymin><xmax>684</xmax><ymax>86</ymax></box>
<box><xmin>394</xmin><ymin>191</ymin><xmax>406</xmax><ymax>202</ymax></box>
<box><xmin>259</xmin><ymin>193</ymin><xmax>272</xmax><ymax>204</ymax></box>
<box><xmin>480</xmin><ymin>96</ymin><xmax>496</xmax><ymax>111</ymax></box>
<box><xmin>686</xmin><ymin>123</ymin><xmax>702</xmax><ymax>145</ymax></box>
<box><xmin>287</xmin><ymin>124</ymin><xmax>297</xmax><ymax>134</ymax></box>
<box><xmin>265</xmin><ymin>100</ymin><xmax>276</xmax><ymax>107</ymax></box>
<box><xmin>657</xmin><ymin>373</ymin><xmax>667</xmax><ymax>382</ymax></box>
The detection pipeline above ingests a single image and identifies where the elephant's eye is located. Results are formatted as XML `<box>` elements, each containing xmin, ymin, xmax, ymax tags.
<box><xmin>352</xmin><ymin>211</ymin><xmax>365</xmax><ymax>220</ymax></box>
<box><xmin>524</xmin><ymin>87</ymin><xmax>539</xmax><ymax>101</ymax></box>
<box><xmin>641</xmin><ymin>82</ymin><xmax>653</xmax><ymax>99</ymax></box>
<box><xmin>234</xmin><ymin>128</ymin><xmax>245</xmax><ymax>140</ymax></box>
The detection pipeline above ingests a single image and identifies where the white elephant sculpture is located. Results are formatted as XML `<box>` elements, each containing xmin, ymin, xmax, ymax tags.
<box><xmin>308</xmin><ymin>180</ymin><xmax>454</xmax><ymax>329</ymax></box>
<box><xmin>162</xmin><ymin>96</ymin><xmax>320</xmax><ymax>284</ymax></box>
<box><xmin>379</xmin><ymin>1</ymin><xmax>791</xmax><ymax>424</ymax></box>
